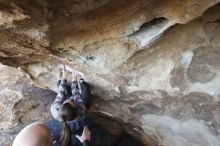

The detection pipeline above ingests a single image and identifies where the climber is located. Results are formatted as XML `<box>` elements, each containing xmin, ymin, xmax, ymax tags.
<box><xmin>12</xmin><ymin>122</ymin><xmax>91</xmax><ymax>146</ymax></box>
<box><xmin>50</xmin><ymin>65</ymin><xmax>91</xmax><ymax>146</ymax></box>
<box><xmin>51</xmin><ymin>65</ymin><xmax>91</xmax><ymax>121</ymax></box>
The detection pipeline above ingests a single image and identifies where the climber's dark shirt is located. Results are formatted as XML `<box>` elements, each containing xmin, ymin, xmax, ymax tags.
<box><xmin>45</xmin><ymin>116</ymin><xmax>117</xmax><ymax>146</ymax></box>
<box><xmin>45</xmin><ymin>116</ymin><xmax>91</xmax><ymax>146</ymax></box>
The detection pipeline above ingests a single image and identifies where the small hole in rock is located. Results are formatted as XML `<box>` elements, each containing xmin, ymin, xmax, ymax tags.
<box><xmin>86</xmin><ymin>56</ymin><xmax>96</xmax><ymax>61</ymax></box>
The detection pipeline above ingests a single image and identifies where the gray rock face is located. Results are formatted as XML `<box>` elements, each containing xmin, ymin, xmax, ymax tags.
<box><xmin>188</xmin><ymin>47</ymin><xmax>219</xmax><ymax>83</ymax></box>
<box><xmin>0</xmin><ymin>0</ymin><xmax>220</xmax><ymax>146</ymax></box>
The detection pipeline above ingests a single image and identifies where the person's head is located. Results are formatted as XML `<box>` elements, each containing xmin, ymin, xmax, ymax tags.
<box><xmin>58</xmin><ymin>99</ymin><xmax>79</xmax><ymax>121</ymax></box>
<box><xmin>12</xmin><ymin>122</ymin><xmax>53</xmax><ymax>146</ymax></box>
<box><xmin>59</xmin><ymin>99</ymin><xmax>80</xmax><ymax>146</ymax></box>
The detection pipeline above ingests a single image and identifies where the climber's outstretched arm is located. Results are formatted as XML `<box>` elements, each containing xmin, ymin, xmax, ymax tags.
<box><xmin>51</xmin><ymin>67</ymin><xmax>68</xmax><ymax>121</ymax></box>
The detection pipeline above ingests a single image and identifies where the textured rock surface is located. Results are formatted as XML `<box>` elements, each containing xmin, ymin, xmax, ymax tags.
<box><xmin>0</xmin><ymin>64</ymin><xmax>56</xmax><ymax>145</ymax></box>
<box><xmin>0</xmin><ymin>0</ymin><xmax>220</xmax><ymax>146</ymax></box>
<box><xmin>0</xmin><ymin>64</ymin><xmax>55</xmax><ymax>127</ymax></box>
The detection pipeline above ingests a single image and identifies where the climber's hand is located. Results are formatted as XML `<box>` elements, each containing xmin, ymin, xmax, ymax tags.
<box><xmin>76</xmin><ymin>127</ymin><xmax>91</xmax><ymax>143</ymax></box>
<box><xmin>61</xmin><ymin>65</ymin><xmax>68</xmax><ymax>80</ymax></box>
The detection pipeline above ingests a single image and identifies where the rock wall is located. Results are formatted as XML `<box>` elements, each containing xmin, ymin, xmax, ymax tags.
<box><xmin>0</xmin><ymin>0</ymin><xmax>220</xmax><ymax>146</ymax></box>
<box><xmin>0</xmin><ymin>64</ymin><xmax>54</xmax><ymax>128</ymax></box>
